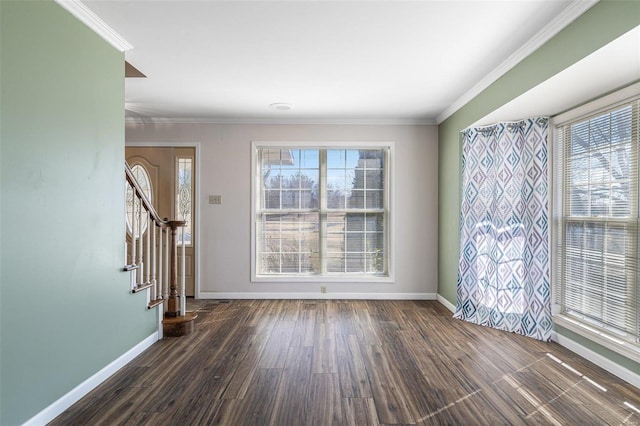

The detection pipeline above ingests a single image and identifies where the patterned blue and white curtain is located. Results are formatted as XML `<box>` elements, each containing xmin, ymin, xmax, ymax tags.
<box><xmin>454</xmin><ymin>117</ymin><xmax>552</xmax><ymax>341</ymax></box>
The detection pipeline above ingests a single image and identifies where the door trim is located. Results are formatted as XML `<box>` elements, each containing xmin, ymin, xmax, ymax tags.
<box><xmin>126</xmin><ymin>142</ymin><xmax>202</xmax><ymax>299</ymax></box>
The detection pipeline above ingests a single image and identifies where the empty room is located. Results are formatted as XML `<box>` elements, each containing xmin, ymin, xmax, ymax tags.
<box><xmin>1</xmin><ymin>0</ymin><xmax>640</xmax><ymax>425</ymax></box>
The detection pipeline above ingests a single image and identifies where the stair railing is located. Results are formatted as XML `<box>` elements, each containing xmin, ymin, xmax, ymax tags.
<box><xmin>124</xmin><ymin>161</ymin><xmax>186</xmax><ymax>317</ymax></box>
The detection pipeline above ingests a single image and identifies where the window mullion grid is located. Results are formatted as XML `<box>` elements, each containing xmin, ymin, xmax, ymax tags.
<box><xmin>257</xmin><ymin>149</ymin><xmax>265</xmax><ymax>274</ymax></box>
<box><xmin>602</xmin><ymin>114</ymin><xmax>611</xmax><ymax>325</ymax></box>
<box><xmin>622</xmin><ymin>101</ymin><xmax>639</xmax><ymax>341</ymax></box>
<box><xmin>278</xmin><ymin>153</ymin><xmax>283</xmax><ymax>274</ymax></box>
<box><xmin>561</xmin><ymin>125</ymin><xmax>571</xmax><ymax>315</ymax></box>
<box><xmin>362</xmin><ymin>154</ymin><xmax>368</xmax><ymax>272</ymax></box>
<box><xmin>342</xmin><ymin>158</ymin><xmax>347</xmax><ymax>273</ymax></box>
<box><xmin>384</xmin><ymin>147</ymin><xmax>390</xmax><ymax>275</ymax></box>
<box><xmin>297</xmin><ymin>158</ymin><xmax>301</xmax><ymax>274</ymax></box>
<box><xmin>633</xmin><ymin>101</ymin><xmax>640</xmax><ymax>342</ymax></box>
<box><xmin>319</xmin><ymin>149</ymin><xmax>328</xmax><ymax>275</ymax></box>
<box><xmin>256</xmin><ymin>146</ymin><xmax>389</xmax><ymax>278</ymax></box>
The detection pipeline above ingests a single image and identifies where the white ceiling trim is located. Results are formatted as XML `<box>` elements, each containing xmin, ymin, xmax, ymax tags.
<box><xmin>124</xmin><ymin>117</ymin><xmax>436</xmax><ymax>126</ymax></box>
<box><xmin>54</xmin><ymin>0</ymin><xmax>133</xmax><ymax>52</ymax></box>
<box><xmin>436</xmin><ymin>0</ymin><xmax>598</xmax><ymax>124</ymax></box>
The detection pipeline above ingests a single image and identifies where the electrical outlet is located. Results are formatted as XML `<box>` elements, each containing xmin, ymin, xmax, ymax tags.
<box><xmin>321</xmin><ymin>286</ymin><xmax>327</xmax><ymax>294</ymax></box>
<box><xmin>209</xmin><ymin>195</ymin><xmax>222</xmax><ymax>205</ymax></box>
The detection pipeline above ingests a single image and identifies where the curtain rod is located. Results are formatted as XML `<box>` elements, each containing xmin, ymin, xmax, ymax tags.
<box><xmin>461</xmin><ymin>117</ymin><xmax>548</xmax><ymax>134</ymax></box>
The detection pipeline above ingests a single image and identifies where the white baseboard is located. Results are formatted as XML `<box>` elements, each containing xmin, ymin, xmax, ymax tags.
<box><xmin>437</xmin><ymin>294</ymin><xmax>456</xmax><ymax>313</ymax></box>
<box><xmin>553</xmin><ymin>332</ymin><xmax>640</xmax><ymax>389</ymax></box>
<box><xmin>24</xmin><ymin>332</ymin><xmax>159</xmax><ymax>426</ymax></box>
<box><xmin>198</xmin><ymin>292</ymin><xmax>437</xmax><ymax>300</ymax></box>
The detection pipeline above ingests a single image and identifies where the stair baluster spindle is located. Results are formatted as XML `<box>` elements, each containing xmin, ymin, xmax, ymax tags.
<box><xmin>151</xmin><ymin>223</ymin><xmax>157</xmax><ymax>300</ymax></box>
<box><xmin>145</xmin><ymin>210</ymin><xmax>151</xmax><ymax>285</ymax></box>
<box><xmin>137</xmin><ymin>197</ymin><xmax>144</xmax><ymax>287</ymax></box>
<box><xmin>181</xmin><ymin>225</ymin><xmax>187</xmax><ymax>315</ymax></box>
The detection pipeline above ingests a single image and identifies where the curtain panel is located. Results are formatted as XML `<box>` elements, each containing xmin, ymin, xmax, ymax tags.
<box><xmin>454</xmin><ymin>117</ymin><xmax>552</xmax><ymax>341</ymax></box>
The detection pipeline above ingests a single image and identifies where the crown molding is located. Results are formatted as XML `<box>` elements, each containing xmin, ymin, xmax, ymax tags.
<box><xmin>124</xmin><ymin>116</ymin><xmax>436</xmax><ymax>126</ymax></box>
<box><xmin>54</xmin><ymin>0</ymin><xmax>133</xmax><ymax>52</ymax></box>
<box><xmin>436</xmin><ymin>0</ymin><xmax>598</xmax><ymax>124</ymax></box>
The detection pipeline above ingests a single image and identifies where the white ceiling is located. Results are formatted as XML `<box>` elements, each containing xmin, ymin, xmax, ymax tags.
<box><xmin>81</xmin><ymin>0</ymin><xmax>593</xmax><ymax>123</ymax></box>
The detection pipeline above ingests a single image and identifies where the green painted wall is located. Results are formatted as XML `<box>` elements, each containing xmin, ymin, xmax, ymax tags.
<box><xmin>438</xmin><ymin>0</ymin><xmax>640</xmax><ymax>378</ymax></box>
<box><xmin>0</xmin><ymin>1</ymin><xmax>157</xmax><ymax>424</ymax></box>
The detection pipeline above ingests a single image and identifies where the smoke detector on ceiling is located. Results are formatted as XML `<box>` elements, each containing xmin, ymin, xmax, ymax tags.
<box><xmin>269</xmin><ymin>103</ymin><xmax>294</xmax><ymax>111</ymax></box>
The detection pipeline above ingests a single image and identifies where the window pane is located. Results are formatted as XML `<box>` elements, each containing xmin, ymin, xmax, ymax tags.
<box><xmin>589</xmin><ymin>114</ymin><xmax>611</xmax><ymax>149</ymax></box>
<box><xmin>563</xmin><ymin>221</ymin><xmax>636</xmax><ymax>334</ymax></box>
<box><xmin>366</xmin><ymin>170</ymin><xmax>383</xmax><ymax>189</ymax></box>
<box><xmin>588</xmin><ymin>149</ymin><xmax>610</xmax><ymax>183</ymax></box>
<box><xmin>365</xmin><ymin>190</ymin><xmax>383</xmax><ymax>209</ymax></box>
<box><xmin>348</xmin><ymin>190</ymin><xmax>364</xmax><ymax>208</ymax></box>
<box><xmin>365</xmin><ymin>213</ymin><xmax>384</xmax><ymax>232</ymax></box>
<box><xmin>263</xmin><ymin>148</ymin><xmax>293</xmax><ymax>166</ymax></box>
<box><xmin>326</xmin><ymin>253</ymin><xmax>345</xmax><ymax>273</ymax></box>
<box><xmin>263</xmin><ymin>174</ymin><xmax>281</xmax><ymax>190</ymax></box>
<box><xmin>328</xmin><ymin>149</ymin><xmax>385</xmax><ymax>210</ymax></box>
<box><xmin>567</xmin><ymin>106</ymin><xmax>633</xmax><ymax>219</ymax></box>
<box><xmin>570</xmin><ymin>155</ymin><xmax>588</xmax><ymax>185</ymax></box>
<box><xmin>611</xmin><ymin>106</ymin><xmax>632</xmax><ymax>145</ymax></box>
<box><xmin>570</xmin><ymin>122</ymin><xmax>589</xmax><ymax>155</ymax></box>
<box><xmin>281</xmin><ymin>190</ymin><xmax>298</xmax><ymax>209</ymax></box>
<box><xmin>559</xmin><ymin>100</ymin><xmax>638</xmax><ymax>343</ymax></box>
<box><xmin>611</xmin><ymin>182</ymin><xmax>630</xmax><ymax>217</ymax></box>
<box><xmin>589</xmin><ymin>185</ymin><xmax>609</xmax><ymax>216</ymax></box>
<box><xmin>327</xmin><ymin>149</ymin><xmax>346</xmax><ymax>168</ymax></box>
<box><xmin>176</xmin><ymin>158</ymin><xmax>192</xmax><ymax>245</ymax></box>
<box><xmin>259</xmin><ymin>213</ymin><xmax>319</xmax><ymax>274</ymax></box>
<box><xmin>346</xmin><ymin>253</ymin><xmax>365</xmax><ymax>272</ymax></box>
<box><xmin>325</xmin><ymin>212</ymin><xmax>385</xmax><ymax>274</ymax></box>
<box><xmin>264</xmin><ymin>190</ymin><xmax>280</xmax><ymax>209</ymax></box>
<box><xmin>569</xmin><ymin>186</ymin><xmax>588</xmax><ymax>216</ymax></box>
<box><xmin>300</xmin><ymin>149</ymin><xmax>319</xmax><ymax>169</ymax></box>
<box><xmin>263</xmin><ymin>150</ymin><xmax>319</xmax><ymax>210</ymax></box>
<box><xmin>327</xmin><ymin>169</ymin><xmax>348</xmax><ymax>208</ymax></box>
<box><xmin>126</xmin><ymin>164</ymin><xmax>152</xmax><ymax>238</ymax></box>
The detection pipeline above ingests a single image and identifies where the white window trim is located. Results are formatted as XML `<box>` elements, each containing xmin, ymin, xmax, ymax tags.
<box><xmin>175</xmin><ymin>156</ymin><xmax>194</xmax><ymax>247</ymax></box>
<box><xmin>250</xmin><ymin>141</ymin><xmax>395</xmax><ymax>283</ymax></box>
<box><xmin>551</xmin><ymin>82</ymin><xmax>640</xmax><ymax>362</ymax></box>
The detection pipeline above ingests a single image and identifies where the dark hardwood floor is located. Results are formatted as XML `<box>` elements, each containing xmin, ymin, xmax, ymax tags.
<box><xmin>50</xmin><ymin>300</ymin><xmax>640</xmax><ymax>425</ymax></box>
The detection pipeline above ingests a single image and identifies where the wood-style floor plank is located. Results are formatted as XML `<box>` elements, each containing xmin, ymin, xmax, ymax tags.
<box><xmin>270</xmin><ymin>346</ymin><xmax>313</xmax><ymax>425</ymax></box>
<box><xmin>336</xmin><ymin>334</ymin><xmax>373</xmax><ymax>398</ymax></box>
<box><xmin>359</xmin><ymin>344</ymin><xmax>415</xmax><ymax>424</ymax></box>
<box><xmin>307</xmin><ymin>373</ymin><xmax>344</xmax><ymax>425</ymax></box>
<box><xmin>49</xmin><ymin>300</ymin><xmax>640</xmax><ymax>426</ymax></box>
<box><xmin>342</xmin><ymin>397</ymin><xmax>380</xmax><ymax>426</ymax></box>
<box><xmin>312</xmin><ymin>322</ymin><xmax>338</xmax><ymax>374</ymax></box>
<box><xmin>220</xmin><ymin>333</ymin><xmax>270</xmax><ymax>400</ymax></box>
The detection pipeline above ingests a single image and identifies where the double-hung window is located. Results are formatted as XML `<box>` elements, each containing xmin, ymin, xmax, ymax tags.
<box><xmin>252</xmin><ymin>142</ymin><xmax>391</xmax><ymax>280</ymax></box>
<box><xmin>554</xmin><ymin>92</ymin><xmax>640</xmax><ymax>359</ymax></box>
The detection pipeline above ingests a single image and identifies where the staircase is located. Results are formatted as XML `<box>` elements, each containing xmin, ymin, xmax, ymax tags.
<box><xmin>124</xmin><ymin>161</ymin><xmax>197</xmax><ymax>337</ymax></box>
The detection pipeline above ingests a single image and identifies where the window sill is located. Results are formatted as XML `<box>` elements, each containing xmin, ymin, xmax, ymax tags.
<box><xmin>553</xmin><ymin>314</ymin><xmax>640</xmax><ymax>364</ymax></box>
<box><xmin>251</xmin><ymin>274</ymin><xmax>394</xmax><ymax>284</ymax></box>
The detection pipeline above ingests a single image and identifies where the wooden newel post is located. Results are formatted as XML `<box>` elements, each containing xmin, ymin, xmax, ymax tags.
<box><xmin>166</xmin><ymin>220</ymin><xmax>186</xmax><ymax>317</ymax></box>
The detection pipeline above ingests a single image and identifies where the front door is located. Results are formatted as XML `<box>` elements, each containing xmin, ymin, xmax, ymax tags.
<box><xmin>126</xmin><ymin>146</ymin><xmax>196</xmax><ymax>297</ymax></box>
